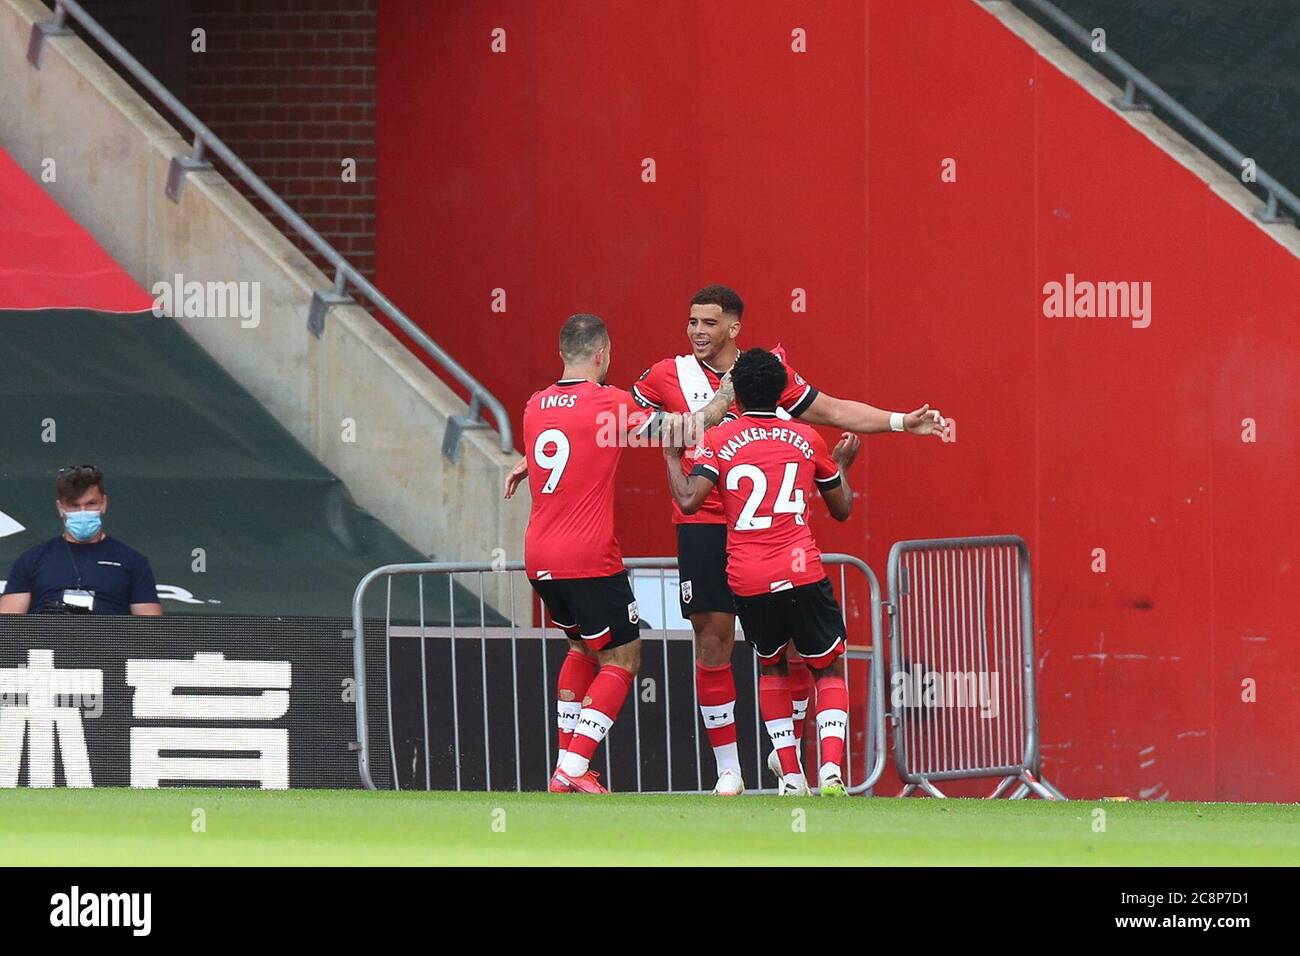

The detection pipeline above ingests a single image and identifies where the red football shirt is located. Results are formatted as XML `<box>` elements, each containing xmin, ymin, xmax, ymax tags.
<box><xmin>631</xmin><ymin>345</ymin><xmax>818</xmax><ymax>524</ymax></box>
<box><xmin>690</xmin><ymin>411</ymin><xmax>842</xmax><ymax>596</ymax></box>
<box><xmin>523</xmin><ymin>379</ymin><xmax>649</xmax><ymax>579</ymax></box>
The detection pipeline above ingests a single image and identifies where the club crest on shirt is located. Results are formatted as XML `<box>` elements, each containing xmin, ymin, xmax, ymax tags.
<box><xmin>628</xmin><ymin>600</ymin><xmax>640</xmax><ymax>624</ymax></box>
<box><xmin>680</xmin><ymin>580</ymin><xmax>693</xmax><ymax>604</ymax></box>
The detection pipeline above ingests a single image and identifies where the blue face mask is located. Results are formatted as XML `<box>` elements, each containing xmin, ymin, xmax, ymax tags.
<box><xmin>63</xmin><ymin>510</ymin><xmax>102</xmax><ymax>542</ymax></box>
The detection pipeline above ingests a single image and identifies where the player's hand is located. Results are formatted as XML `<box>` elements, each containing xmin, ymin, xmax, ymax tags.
<box><xmin>904</xmin><ymin>404</ymin><xmax>946</xmax><ymax>438</ymax></box>
<box><xmin>503</xmin><ymin>458</ymin><xmax>528</xmax><ymax>499</ymax></box>
<box><xmin>662</xmin><ymin>434</ymin><xmax>686</xmax><ymax>459</ymax></box>
<box><xmin>831</xmin><ymin>432</ymin><xmax>861</xmax><ymax>468</ymax></box>
<box><xmin>659</xmin><ymin>412</ymin><xmax>691</xmax><ymax>452</ymax></box>
<box><xmin>715</xmin><ymin>371</ymin><xmax>735</xmax><ymax>404</ymax></box>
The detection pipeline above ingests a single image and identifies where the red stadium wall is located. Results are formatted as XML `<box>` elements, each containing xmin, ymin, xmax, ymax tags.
<box><xmin>374</xmin><ymin>0</ymin><xmax>1300</xmax><ymax>800</ymax></box>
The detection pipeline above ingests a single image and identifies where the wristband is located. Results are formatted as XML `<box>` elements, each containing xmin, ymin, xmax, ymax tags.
<box><xmin>889</xmin><ymin>411</ymin><xmax>905</xmax><ymax>432</ymax></box>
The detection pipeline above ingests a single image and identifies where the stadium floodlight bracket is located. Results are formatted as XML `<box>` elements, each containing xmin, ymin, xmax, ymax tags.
<box><xmin>307</xmin><ymin>289</ymin><xmax>351</xmax><ymax>339</ymax></box>
<box><xmin>27</xmin><ymin>19</ymin><xmax>73</xmax><ymax>69</ymax></box>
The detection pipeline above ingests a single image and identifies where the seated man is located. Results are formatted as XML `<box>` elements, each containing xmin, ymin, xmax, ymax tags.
<box><xmin>0</xmin><ymin>465</ymin><xmax>162</xmax><ymax>616</ymax></box>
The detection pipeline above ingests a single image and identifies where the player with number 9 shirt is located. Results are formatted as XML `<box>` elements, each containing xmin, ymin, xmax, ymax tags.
<box><xmin>516</xmin><ymin>313</ymin><xmax>731</xmax><ymax>793</ymax></box>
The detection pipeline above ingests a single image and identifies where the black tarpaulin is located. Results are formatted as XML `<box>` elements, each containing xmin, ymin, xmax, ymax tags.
<box><xmin>0</xmin><ymin>310</ymin><xmax>492</xmax><ymax>622</ymax></box>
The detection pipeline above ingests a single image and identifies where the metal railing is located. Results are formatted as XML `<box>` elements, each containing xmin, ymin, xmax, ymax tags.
<box><xmin>1009</xmin><ymin>0</ymin><xmax>1300</xmax><ymax>228</ymax></box>
<box><xmin>26</xmin><ymin>0</ymin><xmax>513</xmax><ymax>459</ymax></box>
<box><xmin>350</xmin><ymin>555</ymin><xmax>888</xmax><ymax>795</ymax></box>
<box><xmin>886</xmin><ymin>535</ymin><xmax>1064</xmax><ymax>799</ymax></box>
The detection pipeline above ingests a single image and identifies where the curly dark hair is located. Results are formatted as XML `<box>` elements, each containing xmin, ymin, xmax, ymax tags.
<box><xmin>690</xmin><ymin>284</ymin><xmax>744</xmax><ymax>318</ymax></box>
<box><xmin>730</xmin><ymin>348</ymin><xmax>787</xmax><ymax>412</ymax></box>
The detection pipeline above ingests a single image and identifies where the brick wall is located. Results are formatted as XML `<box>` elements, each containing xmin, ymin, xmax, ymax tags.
<box><xmin>185</xmin><ymin>0</ymin><xmax>377</xmax><ymax>279</ymax></box>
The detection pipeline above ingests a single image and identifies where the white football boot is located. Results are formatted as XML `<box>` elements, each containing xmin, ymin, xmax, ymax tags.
<box><xmin>768</xmin><ymin>747</ymin><xmax>805</xmax><ymax>785</ymax></box>
<box><xmin>778</xmin><ymin>772</ymin><xmax>811</xmax><ymax>796</ymax></box>
<box><xmin>767</xmin><ymin>748</ymin><xmax>783</xmax><ymax>781</ymax></box>
<box><xmin>712</xmin><ymin>768</ymin><xmax>745</xmax><ymax>796</ymax></box>
<box><xmin>818</xmin><ymin>767</ymin><xmax>848</xmax><ymax>797</ymax></box>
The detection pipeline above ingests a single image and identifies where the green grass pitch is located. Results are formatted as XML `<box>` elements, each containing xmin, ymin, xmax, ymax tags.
<box><xmin>1</xmin><ymin>789</ymin><xmax>1296</xmax><ymax>866</ymax></box>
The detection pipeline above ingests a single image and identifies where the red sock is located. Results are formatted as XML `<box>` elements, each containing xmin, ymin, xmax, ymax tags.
<box><xmin>696</xmin><ymin>662</ymin><xmax>740</xmax><ymax>775</ymax></box>
<box><xmin>815</xmin><ymin>675</ymin><xmax>849</xmax><ymax>779</ymax></box>
<box><xmin>555</xmin><ymin>649</ymin><xmax>599</xmax><ymax>756</ymax></box>
<box><xmin>788</xmin><ymin>658</ymin><xmax>812</xmax><ymax>742</ymax></box>
<box><xmin>560</xmin><ymin>665</ymin><xmax>634</xmax><ymax>776</ymax></box>
<box><xmin>759</xmin><ymin>675</ymin><xmax>801</xmax><ymax>776</ymax></box>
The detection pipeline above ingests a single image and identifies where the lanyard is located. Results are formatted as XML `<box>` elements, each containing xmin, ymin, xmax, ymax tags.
<box><xmin>63</xmin><ymin>539</ymin><xmax>86</xmax><ymax>590</ymax></box>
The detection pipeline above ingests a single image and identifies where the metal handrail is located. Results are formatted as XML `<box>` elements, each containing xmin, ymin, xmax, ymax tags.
<box><xmin>1010</xmin><ymin>0</ymin><xmax>1300</xmax><ymax>227</ymax></box>
<box><xmin>27</xmin><ymin>0</ymin><xmax>514</xmax><ymax>457</ymax></box>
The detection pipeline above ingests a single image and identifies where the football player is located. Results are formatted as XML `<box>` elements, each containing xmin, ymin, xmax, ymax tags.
<box><xmin>664</xmin><ymin>347</ymin><xmax>861</xmax><ymax>795</ymax></box>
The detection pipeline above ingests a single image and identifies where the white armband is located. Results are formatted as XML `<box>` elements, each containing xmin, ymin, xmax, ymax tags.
<box><xmin>889</xmin><ymin>411</ymin><xmax>905</xmax><ymax>432</ymax></box>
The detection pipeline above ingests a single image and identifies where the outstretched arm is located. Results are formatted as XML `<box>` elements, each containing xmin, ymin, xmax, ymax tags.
<box><xmin>658</xmin><ymin>374</ymin><xmax>735</xmax><ymax>450</ymax></box>
<box><xmin>505</xmin><ymin>375</ymin><xmax>738</xmax><ymax>499</ymax></box>
<box><xmin>663</xmin><ymin>445</ymin><xmax>714</xmax><ymax>514</ymax></box>
<box><xmin>800</xmin><ymin>393</ymin><xmax>945</xmax><ymax>438</ymax></box>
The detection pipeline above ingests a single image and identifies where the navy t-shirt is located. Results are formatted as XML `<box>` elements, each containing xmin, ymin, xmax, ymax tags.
<box><xmin>2</xmin><ymin>536</ymin><xmax>159</xmax><ymax>615</ymax></box>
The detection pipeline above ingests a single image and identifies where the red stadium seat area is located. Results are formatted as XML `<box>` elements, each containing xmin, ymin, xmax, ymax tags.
<box><xmin>0</xmin><ymin>146</ymin><xmax>153</xmax><ymax>312</ymax></box>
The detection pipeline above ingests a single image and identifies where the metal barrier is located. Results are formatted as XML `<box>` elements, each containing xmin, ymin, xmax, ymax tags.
<box><xmin>886</xmin><ymin>535</ymin><xmax>1064</xmax><ymax>799</ymax></box>
<box><xmin>26</xmin><ymin>0</ymin><xmax>513</xmax><ymax>459</ymax></box>
<box><xmin>350</xmin><ymin>556</ymin><xmax>887</xmax><ymax>795</ymax></box>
